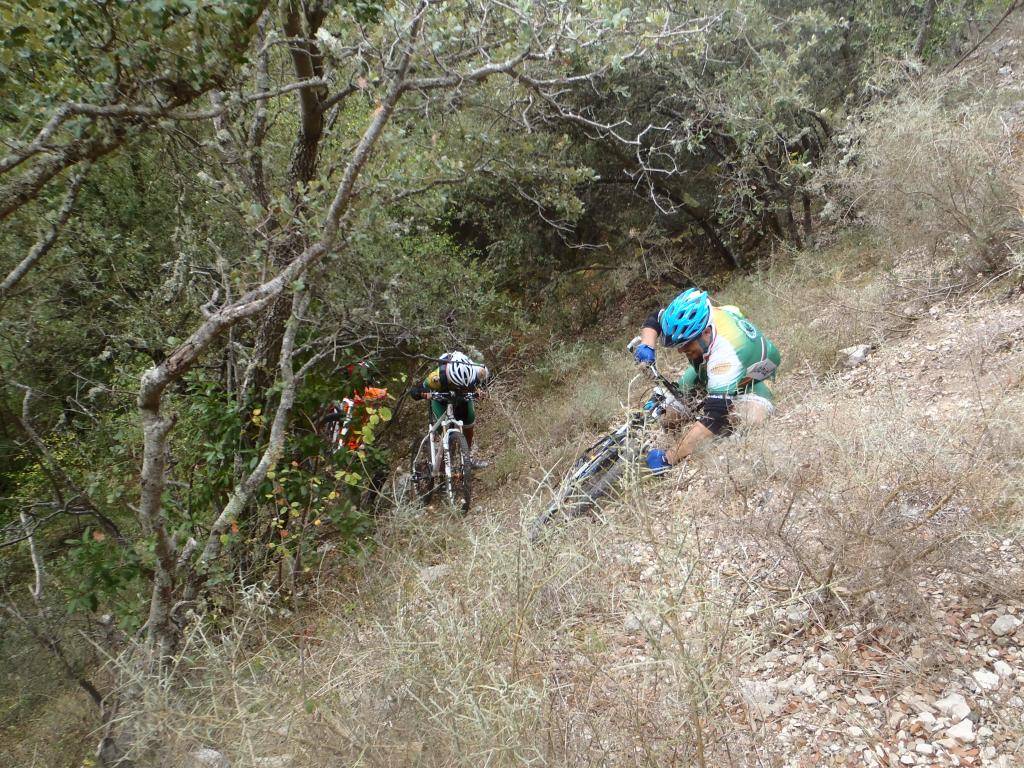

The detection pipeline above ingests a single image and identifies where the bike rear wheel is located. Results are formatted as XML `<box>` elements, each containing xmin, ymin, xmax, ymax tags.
<box><xmin>445</xmin><ymin>430</ymin><xmax>472</xmax><ymax>514</ymax></box>
<box><xmin>409</xmin><ymin>436</ymin><xmax>435</xmax><ymax>503</ymax></box>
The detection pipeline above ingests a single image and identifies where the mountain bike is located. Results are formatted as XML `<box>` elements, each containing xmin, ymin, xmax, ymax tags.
<box><xmin>321</xmin><ymin>398</ymin><xmax>356</xmax><ymax>455</ymax></box>
<box><xmin>409</xmin><ymin>392</ymin><xmax>476</xmax><ymax>514</ymax></box>
<box><xmin>527</xmin><ymin>338</ymin><xmax>695</xmax><ymax>541</ymax></box>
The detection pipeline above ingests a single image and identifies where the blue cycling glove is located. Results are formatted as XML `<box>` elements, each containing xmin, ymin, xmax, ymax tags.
<box><xmin>633</xmin><ymin>343</ymin><xmax>656</xmax><ymax>365</ymax></box>
<box><xmin>645</xmin><ymin>449</ymin><xmax>671</xmax><ymax>473</ymax></box>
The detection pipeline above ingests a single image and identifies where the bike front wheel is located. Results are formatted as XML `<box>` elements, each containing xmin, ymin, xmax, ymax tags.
<box><xmin>409</xmin><ymin>435</ymin><xmax>435</xmax><ymax>503</ymax></box>
<box><xmin>528</xmin><ymin>445</ymin><xmax>623</xmax><ymax>541</ymax></box>
<box><xmin>445</xmin><ymin>430</ymin><xmax>472</xmax><ymax>514</ymax></box>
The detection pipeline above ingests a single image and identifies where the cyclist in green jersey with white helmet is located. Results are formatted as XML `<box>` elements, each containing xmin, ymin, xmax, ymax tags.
<box><xmin>633</xmin><ymin>288</ymin><xmax>781</xmax><ymax>471</ymax></box>
<box><xmin>408</xmin><ymin>351</ymin><xmax>491</xmax><ymax>469</ymax></box>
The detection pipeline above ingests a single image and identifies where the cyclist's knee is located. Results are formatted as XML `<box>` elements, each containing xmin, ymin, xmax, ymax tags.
<box><xmin>730</xmin><ymin>395</ymin><xmax>774</xmax><ymax>429</ymax></box>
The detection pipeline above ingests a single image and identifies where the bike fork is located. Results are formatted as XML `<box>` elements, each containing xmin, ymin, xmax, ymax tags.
<box><xmin>441</xmin><ymin>428</ymin><xmax>454</xmax><ymax>500</ymax></box>
<box><xmin>430</xmin><ymin>432</ymin><xmax>442</xmax><ymax>478</ymax></box>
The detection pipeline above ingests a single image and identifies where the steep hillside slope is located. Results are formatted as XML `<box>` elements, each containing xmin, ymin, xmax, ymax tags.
<box><xmin>6</xmin><ymin>9</ymin><xmax>1024</xmax><ymax>768</ymax></box>
<box><xmin>112</xmin><ymin>239</ymin><xmax>1023</xmax><ymax>767</ymax></box>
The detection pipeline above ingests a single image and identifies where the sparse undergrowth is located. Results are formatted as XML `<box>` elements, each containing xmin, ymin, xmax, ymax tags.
<box><xmin>107</xmin><ymin>218</ymin><xmax>1024</xmax><ymax>765</ymax></box>
<box><xmin>15</xmin><ymin>46</ymin><xmax>1024</xmax><ymax>768</ymax></box>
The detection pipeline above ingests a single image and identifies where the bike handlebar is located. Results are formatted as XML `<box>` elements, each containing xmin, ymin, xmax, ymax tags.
<box><xmin>626</xmin><ymin>336</ymin><xmax>687</xmax><ymax>402</ymax></box>
<box><xmin>424</xmin><ymin>391</ymin><xmax>479</xmax><ymax>403</ymax></box>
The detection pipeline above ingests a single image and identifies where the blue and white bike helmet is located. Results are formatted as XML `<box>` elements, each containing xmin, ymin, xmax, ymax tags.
<box><xmin>660</xmin><ymin>288</ymin><xmax>711</xmax><ymax>346</ymax></box>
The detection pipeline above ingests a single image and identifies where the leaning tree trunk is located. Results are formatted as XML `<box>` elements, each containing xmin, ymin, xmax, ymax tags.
<box><xmin>914</xmin><ymin>0</ymin><xmax>938</xmax><ymax>58</ymax></box>
<box><xmin>136</xmin><ymin>0</ymin><xmax>427</xmax><ymax>661</ymax></box>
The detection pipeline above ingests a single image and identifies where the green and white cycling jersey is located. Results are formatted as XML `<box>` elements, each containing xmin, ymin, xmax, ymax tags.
<box><xmin>677</xmin><ymin>305</ymin><xmax>781</xmax><ymax>401</ymax></box>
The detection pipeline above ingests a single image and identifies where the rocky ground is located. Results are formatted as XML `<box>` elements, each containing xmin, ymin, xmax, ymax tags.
<box><xmin>130</xmin><ymin>265</ymin><xmax>1024</xmax><ymax>768</ymax></box>
<box><xmin>727</xmin><ymin>579</ymin><xmax>1024</xmax><ymax>767</ymax></box>
<box><xmin>594</xmin><ymin>292</ymin><xmax>1024</xmax><ymax>767</ymax></box>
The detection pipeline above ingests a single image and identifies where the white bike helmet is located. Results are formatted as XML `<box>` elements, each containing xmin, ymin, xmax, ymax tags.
<box><xmin>442</xmin><ymin>351</ymin><xmax>476</xmax><ymax>388</ymax></box>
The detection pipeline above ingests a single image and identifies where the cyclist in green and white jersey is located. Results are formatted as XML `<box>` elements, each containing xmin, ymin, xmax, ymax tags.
<box><xmin>632</xmin><ymin>288</ymin><xmax>781</xmax><ymax>471</ymax></box>
<box><xmin>408</xmin><ymin>351</ymin><xmax>491</xmax><ymax>469</ymax></box>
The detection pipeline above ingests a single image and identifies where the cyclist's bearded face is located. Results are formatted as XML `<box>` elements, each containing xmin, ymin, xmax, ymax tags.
<box><xmin>681</xmin><ymin>327</ymin><xmax>712</xmax><ymax>362</ymax></box>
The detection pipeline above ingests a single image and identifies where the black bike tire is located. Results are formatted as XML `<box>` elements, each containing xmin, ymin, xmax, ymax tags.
<box><xmin>409</xmin><ymin>436</ymin><xmax>435</xmax><ymax>503</ymax></box>
<box><xmin>528</xmin><ymin>446</ymin><xmax>622</xmax><ymax>540</ymax></box>
<box><xmin>445</xmin><ymin>430</ymin><xmax>472</xmax><ymax>514</ymax></box>
<box><xmin>574</xmin><ymin>457</ymin><xmax>625</xmax><ymax>511</ymax></box>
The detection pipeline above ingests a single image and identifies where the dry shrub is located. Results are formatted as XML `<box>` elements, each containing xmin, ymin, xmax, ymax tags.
<box><xmin>109</xmin><ymin>480</ymin><xmax>762</xmax><ymax>767</ymax></box>
<box><xmin>106</xmin><ymin>193</ymin><xmax>1024</xmax><ymax>766</ymax></box>
<box><xmin>718</xmin><ymin>235</ymin><xmax>896</xmax><ymax>373</ymax></box>
<box><xmin>488</xmin><ymin>346</ymin><xmax>635</xmax><ymax>495</ymax></box>
<box><xmin>558</xmin><ymin>348</ymin><xmax>630</xmax><ymax>433</ymax></box>
<box><xmin>697</xmin><ymin>384</ymin><xmax>1024</xmax><ymax>625</ymax></box>
<box><xmin>108</xmin><ymin>316</ymin><xmax>1024</xmax><ymax>767</ymax></box>
<box><xmin>833</xmin><ymin>74</ymin><xmax>1023</xmax><ymax>277</ymax></box>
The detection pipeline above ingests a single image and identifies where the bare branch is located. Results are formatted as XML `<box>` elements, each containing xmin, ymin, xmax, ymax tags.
<box><xmin>248</xmin><ymin>11</ymin><xmax>274</xmax><ymax>207</ymax></box>
<box><xmin>186</xmin><ymin>289</ymin><xmax>309</xmax><ymax>586</ymax></box>
<box><xmin>0</xmin><ymin>104</ymin><xmax>78</xmax><ymax>176</ymax></box>
<box><xmin>20</xmin><ymin>511</ymin><xmax>44</xmax><ymax>601</ymax></box>
<box><xmin>0</xmin><ymin>164</ymin><xmax>89</xmax><ymax>301</ymax></box>
<box><xmin>0</xmin><ymin>131</ymin><xmax>122</xmax><ymax>222</ymax></box>
<box><xmin>321</xmin><ymin>82</ymin><xmax>360</xmax><ymax>112</ymax></box>
<box><xmin>136</xmin><ymin>0</ymin><xmax>430</xmax><ymax>655</ymax></box>
<box><xmin>6</xmin><ymin>386</ymin><xmax>124</xmax><ymax>542</ymax></box>
<box><xmin>0</xmin><ymin>78</ymin><xmax>333</xmax><ymax>174</ymax></box>
<box><xmin>0</xmin><ymin>601</ymin><xmax>105</xmax><ymax>710</ymax></box>
<box><xmin>402</xmin><ymin>49</ymin><xmax>533</xmax><ymax>92</ymax></box>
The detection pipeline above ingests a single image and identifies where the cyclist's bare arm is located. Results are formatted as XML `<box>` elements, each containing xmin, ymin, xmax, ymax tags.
<box><xmin>665</xmin><ymin>422</ymin><xmax>713</xmax><ymax>464</ymax></box>
<box><xmin>627</xmin><ymin>336</ymin><xmax>712</xmax><ymax>465</ymax></box>
<box><xmin>639</xmin><ymin>326</ymin><xmax>658</xmax><ymax>349</ymax></box>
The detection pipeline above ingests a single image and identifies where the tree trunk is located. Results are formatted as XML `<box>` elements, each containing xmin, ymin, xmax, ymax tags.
<box><xmin>247</xmin><ymin>2</ymin><xmax>327</xmax><ymax>399</ymax></box>
<box><xmin>802</xmin><ymin>193</ymin><xmax>814</xmax><ymax>245</ymax></box>
<box><xmin>914</xmin><ymin>0</ymin><xmax>938</xmax><ymax>57</ymax></box>
<box><xmin>783</xmin><ymin>196</ymin><xmax>803</xmax><ymax>249</ymax></box>
<box><xmin>684</xmin><ymin>206</ymin><xmax>740</xmax><ymax>269</ymax></box>
<box><xmin>135</xmin><ymin>2</ymin><xmax>425</xmax><ymax>659</ymax></box>
<box><xmin>246</xmin><ymin>235</ymin><xmax>306</xmax><ymax>409</ymax></box>
<box><xmin>184</xmin><ymin>291</ymin><xmax>309</xmax><ymax>602</ymax></box>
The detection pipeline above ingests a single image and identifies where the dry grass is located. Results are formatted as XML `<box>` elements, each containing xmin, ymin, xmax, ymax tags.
<box><xmin>700</xmin><ymin>384</ymin><xmax>1024</xmax><ymax>620</ymax></box>
<box><xmin>829</xmin><ymin>70</ymin><xmax>1024</xmax><ymax>279</ymax></box>
<box><xmin>108</xmin><ymin>67</ymin><xmax>1024</xmax><ymax>762</ymax></box>
<box><xmin>717</xmin><ymin>232</ymin><xmax>898</xmax><ymax>374</ymax></box>
<box><xmin>109</xmin><ymin>220</ymin><xmax>1024</xmax><ymax>766</ymax></box>
<box><xmin>120</xmin><ymin>379</ymin><xmax>1024</xmax><ymax>765</ymax></box>
<box><xmin>487</xmin><ymin>344</ymin><xmax>634</xmax><ymax>497</ymax></box>
<box><xmin>0</xmin><ymin>605</ymin><xmax>104</xmax><ymax>767</ymax></box>
<box><xmin>111</xmin><ymin>486</ymin><xmax>767</xmax><ymax>767</ymax></box>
